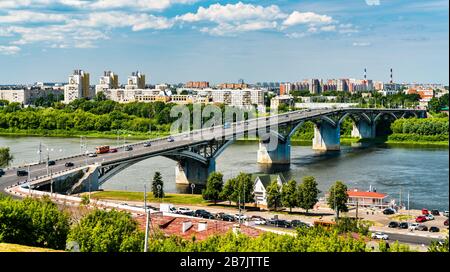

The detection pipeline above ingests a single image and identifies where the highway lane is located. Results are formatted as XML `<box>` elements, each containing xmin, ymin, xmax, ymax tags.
<box><xmin>0</xmin><ymin>108</ymin><xmax>421</xmax><ymax>192</ymax></box>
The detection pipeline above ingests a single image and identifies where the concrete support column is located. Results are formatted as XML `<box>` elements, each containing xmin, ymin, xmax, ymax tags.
<box><xmin>351</xmin><ymin>120</ymin><xmax>376</xmax><ymax>139</ymax></box>
<box><xmin>257</xmin><ymin>139</ymin><xmax>291</xmax><ymax>165</ymax></box>
<box><xmin>312</xmin><ymin>122</ymin><xmax>340</xmax><ymax>151</ymax></box>
<box><xmin>175</xmin><ymin>158</ymin><xmax>216</xmax><ymax>185</ymax></box>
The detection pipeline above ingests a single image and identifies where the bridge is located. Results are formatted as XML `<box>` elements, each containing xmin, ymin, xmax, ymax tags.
<box><xmin>0</xmin><ymin>108</ymin><xmax>426</xmax><ymax>195</ymax></box>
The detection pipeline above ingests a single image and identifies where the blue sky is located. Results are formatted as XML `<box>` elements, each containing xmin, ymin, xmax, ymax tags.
<box><xmin>0</xmin><ymin>0</ymin><xmax>448</xmax><ymax>85</ymax></box>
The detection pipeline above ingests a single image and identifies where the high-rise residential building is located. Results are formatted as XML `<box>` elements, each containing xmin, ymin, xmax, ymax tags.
<box><xmin>125</xmin><ymin>71</ymin><xmax>145</xmax><ymax>90</ymax></box>
<box><xmin>218</xmin><ymin>83</ymin><xmax>249</xmax><ymax>89</ymax></box>
<box><xmin>337</xmin><ymin>79</ymin><xmax>348</xmax><ymax>92</ymax></box>
<box><xmin>95</xmin><ymin>71</ymin><xmax>118</xmax><ymax>96</ymax></box>
<box><xmin>279</xmin><ymin>83</ymin><xmax>292</xmax><ymax>95</ymax></box>
<box><xmin>309</xmin><ymin>79</ymin><xmax>321</xmax><ymax>94</ymax></box>
<box><xmin>64</xmin><ymin>69</ymin><xmax>91</xmax><ymax>103</ymax></box>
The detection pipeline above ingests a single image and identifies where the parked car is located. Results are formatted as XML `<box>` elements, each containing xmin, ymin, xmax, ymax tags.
<box><xmin>160</xmin><ymin>203</ymin><xmax>177</xmax><ymax>213</ymax></box>
<box><xmin>383</xmin><ymin>208</ymin><xmax>396</xmax><ymax>215</ymax></box>
<box><xmin>176</xmin><ymin>207</ymin><xmax>192</xmax><ymax>215</ymax></box>
<box><xmin>124</xmin><ymin>146</ymin><xmax>133</xmax><ymax>151</ymax></box>
<box><xmin>431</xmin><ymin>209</ymin><xmax>440</xmax><ymax>216</ymax></box>
<box><xmin>273</xmin><ymin>219</ymin><xmax>291</xmax><ymax>228</ymax></box>
<box><xmin>167</xmin><ymin>136</ymin><xmax>175</xmax><ymax>142</ymax></box>
<box><xmin>16</xmin><ymin>170</ymin><xmax>28</xmax><ymax>176</ymax></box>
<box><xmin>47</xmin><ymin>160</ymin><xmax>56</xmax><ymax>166</ymax></box>
<box><xmin>444</xmin><ymin>219</ymin><xmax>448</xmax><ymax>226</ymax></box>
<box><xmin>143</xmin><ymin>142</ymin><xmax>152</xmax><ymax>147</ymax></box>
<box><xmin>64</xmin><ymin>162</ymin><xmax>74</xmax><ymax>167</ymax></box>
<box><xmin>183</xmin><ymin>211</ymin><xmax>195</xmax><ymax>217</ymax></box>
<box><xmin>415</xmin><ymin>216</ymin><xmax>427</xmax><ymax>223</ymax></box>
<box><xmin>0</xmin><ymin>168</ymin><xmax>5</xmax><ymax>177</ymax></box>
<box><xmin>194</xmin><ymin>209</ymin><xmax>214</xmax><ymax>219</ymax></box>
<box><xmin>388</xmin><ymin>221</ymin><xmax>399</xmax><ymax>228</ymax></box>
<box><xmin>417</xmin><ymin>225</ymin><xmax>428</xmax><ymax>231</ymax></box>
<box><xmin>429</xmin><ymin>226</ymin><xmax>440</xmax><ymax>233</ymax></box>
<box><xmin>425</xmin><ymin>214</ymin><xmax>435</xmax><ymax>221</ymax></box>
<box><xmin>234</xmin><ymin>214</ymin><xmax>248</xmax><ymax>221</ymax></box>
<box><xmin>109</xmin><ymin>148</ymin><xmax>118</xmax><ymax>153</ymax></box>
<box><xmin>252</xmin><ymin>218</ymin><xmax>267</xmax><ymax>225</ymax></box>
<box><xmin>220</xmin><ymin>214</ymin><xmax>235</xmax><ymax>222</ymax></box>
<box><xmin>409</xmin><ymin>223</ymin><xmax>420</xmax><ymax>230</ymax></box>
<box><xmin>291</xmin><ymin>220</ymin><xmax>309</xmax><ymax>228</ymax></box>
<box><xmin>398</xmin><ymin>222</ymin><xmax>409</xmax><ymax>229</ymax></box>
<box><xmin>88</xmin><ymin>153</ymin><xmax>97</xmax><ymax>157</ymax></box>
<box><xmin>371</xmin><ymin>232</ymin><xmax>389</xmax><ymax>240</ymax></box>
<box><xmin>422</xmin><ymin>208</ymin><xmax>429</xmax><ymax>215</ymax></box>
<box><xmin>443</xmin><ymin>211</ymin><xmax>449</xmax><ymax>217</ymax></box>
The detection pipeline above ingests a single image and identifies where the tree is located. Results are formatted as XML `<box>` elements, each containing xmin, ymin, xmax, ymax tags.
<box><xmin>298</xmin><ymin>176</ymin><xmax>321</xmax><ymax>214</ymax></box>
<box><xmin>327</xmin><ymin>181</ymin><xmax>349</xmax><ymax>218</ymax></box>
<box><xmin>67</xmin><ymin>209</ymin><xmax>143</xmax><ymax>252</ymax></box>
<box><xmin>0</xmin><ymin>147</ymin><xmax>13</xmax><ymax>167</ymax></box>
<box><xmin>281</xmin><ymin>180</ymin><xmax>298</xmax><ymax>213</ymax></box>
<box><xmin>428</xmin><ymin>237</ymin><xmax>449</xmax><ymax>252</ymax></box>
<box><xmin>220</xmin><ymin>178</ymin><xmax>236</xmax><ymax>206</ymax></box>
<box><xmin>233</xmin><ymin>172</ymin><xmax>254</xmax><ymax>207</ymax></box>
<box><xmin>152</xmin><ymin>172</ymin><xmax>164</xmax><ymax>198</ymax></box>
<box><xmin>266</xmin><ymin>181</ymin><xmax>282</xmax><ymax>210</ymax></box>
<box><xmin>202</xmin><ymin>172</ymin><xmax>224</xmax><ymax>204</ymax></box>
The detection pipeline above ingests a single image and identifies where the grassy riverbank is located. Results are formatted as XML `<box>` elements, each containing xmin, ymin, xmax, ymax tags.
<box><xmin>0</xmin><ymin>243</ymin><xmax>63</xmax><ymax>252</ymax></box>
<box><xmin>90</xmin><ymin>191</ymin><xmax>208</xmax><ymax>205</ymax></box>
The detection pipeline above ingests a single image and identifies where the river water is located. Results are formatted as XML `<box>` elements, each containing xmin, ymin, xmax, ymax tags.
<box><xmin>1</xmin><ymin>136</ymin><xmax>448</xmax><ymax>211</ymax></box>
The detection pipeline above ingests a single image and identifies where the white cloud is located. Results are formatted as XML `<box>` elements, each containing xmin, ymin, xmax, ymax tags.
<box><xmin>320</xmin><ymin>25</ymin><xmax>336</xmax><ymax>32</ymax></box>
<box><xmin>285</xmin><ymin>32</ymin><xmax>307</xmax><ymax>39</ymax></box>
<box><xmin>76</xmin><ymin>12</ymin><xmax>174</xmax><ymax>31</ymax></box>
<box><xmin>201</xmin><ymin>21</ymin><xmax>278</xmax><ymax>36</ymax></box>
<box><xmin>177</xmin><ymin>2</ymin><xmax>286</xmax><ymax>23</ymax></box>
<box><xmin>365</xmin><ymin>0</ymin><xmax>380</xmax><ymax>6</ymax></box>
<box><xmin>0</xmin><ymin>10</ymin><xmax>69</xmax><ymax>24</ymax></box>
<box><xmin>0</xmin><ymin>45</ymin><xmax>21</xmax><ymax>55</ymax></box>
<box><xmin>352</xmin><ymin>42</ymin><xmax>371</xmax><ymax>47</ymax></box>
<box><xmin>282</xmin><ymin>11</ymin><xmax>333</xmax><ymax>27</ymax></box>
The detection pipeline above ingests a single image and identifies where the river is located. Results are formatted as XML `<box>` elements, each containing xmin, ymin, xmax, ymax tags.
<box><xmin>1</xmin><ymin>136</ymin><xmax>448</xmax><ymax>211</ymax></box>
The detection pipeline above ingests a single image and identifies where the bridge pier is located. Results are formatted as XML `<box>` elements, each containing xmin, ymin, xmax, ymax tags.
<box><xmin>175</xmin><ymin>158</ymin><xmax>216</xmax><ymax>185</ymax></box>
<box><xmin>312</xmin><ymin>122</ymin><xmax>340</xmax><ymax>151</ymax></box>
<box><xmin>257</xmin><ymin>139</ymin><xmax>291</xmax><ymax>165</ymax></box>
<box><xmin>351</xmin><ymin>120</ymin><xmax>376</xmax><ymax>139</ymax></box>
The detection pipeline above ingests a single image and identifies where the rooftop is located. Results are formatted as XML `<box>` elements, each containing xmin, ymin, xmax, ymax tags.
<box><xmin>347</xmin><ymin>189</ymin><xmax>387</xmax><ymax>199</ymax></box>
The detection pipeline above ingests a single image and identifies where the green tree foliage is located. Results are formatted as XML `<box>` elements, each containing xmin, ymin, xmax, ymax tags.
<box><xmin>152</xmin><ymin>172</ymin><xmax>164</xmax><ymax>198</ymax></box>
<box><xmin>67</xmin><ymin>209</ymin><xmax>143</xmax><ymax>252</ymax></box>
<box><xmin>220</xmin><ymin>178</ymin><xmax>236</xmax><ymax>205</ymax></box>
<box><xmin>334</xmin><ymin>217</ymin><xmax>370</xmax><ymax>236</ymax></box>
<box><xmin>229</xmin><ymin>172</ymin><xmax>254</xmax><ymax>206</ymax></box>
<box><xmin>0</xmin><ymin>147</ymin><xmax>13</xmax><ymax>167</ymax></box>
<box><xmin>327</xmin><ymin>181</ymin><xmax>349</xmax><ymax>218</ymax></box>
<box><xmin>202</xmin><ymin>172</ymin><xmax>224</xmax><ymax>204</ymax></box>
<box><xmin>281</xmin><ymin>180</ymin><xmax>298</xmax><ymax>213</ymax></box>
<box><xmin>266</xmin><ymin>180</ymin><xmax>282</xmax><ymax>210</ymax></box>
<box><xmin>428</xmin><ymin>238</ymin><xmax>449</xmax><ymax>252</ymax></box>
<box><xmin>428</xmin><ymin>93</ymin><xmax>448</xmax><ymax>113</ymax></box>
<box><xmin>298</xmin><ymin>176</ymin><xmax>321</xmax><ymax>214</ymax></box>
<box><xmin>0</xmin><ymin>196</ymin><xmax>70</xmax><ymax>250</ymax></box>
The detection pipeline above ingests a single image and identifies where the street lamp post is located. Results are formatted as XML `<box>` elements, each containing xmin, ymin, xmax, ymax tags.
<box><xmin>190</xmin><ymin>183</ymin><xmax>195</xmax><ymax>195</ymax></box>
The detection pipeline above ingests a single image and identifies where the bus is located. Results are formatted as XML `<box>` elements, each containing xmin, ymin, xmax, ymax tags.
<box><xmin>95</xmin><ymin>145</ymin><xmax>110</xmax><ymax>154</ymax></box>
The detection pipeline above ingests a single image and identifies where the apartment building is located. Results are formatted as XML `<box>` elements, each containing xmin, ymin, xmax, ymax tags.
<box><xmin>0</xmin><ymin>87</ymin><xmax>63</xmax><ymax>105</ymax></box>
<box><xmin>63</xmin><ymin>69</ymin><xmax>92</xmax><ymax>103</ymax></box>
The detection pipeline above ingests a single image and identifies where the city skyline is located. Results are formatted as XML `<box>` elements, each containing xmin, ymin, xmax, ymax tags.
<box><xmin>0</xmin><ymin>0</ymin><xmax>449</xmax><ymax>84</ymax></box>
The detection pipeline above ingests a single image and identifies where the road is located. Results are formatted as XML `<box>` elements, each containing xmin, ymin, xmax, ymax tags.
<box><xmin>1</xmin><ymin>108</ymin><xmax>423</xmax><ymax>193</ymax></box>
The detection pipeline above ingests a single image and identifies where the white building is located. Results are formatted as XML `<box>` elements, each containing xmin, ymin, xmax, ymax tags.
<box><xmin>95</xmin><ymin>71</ymin><xmax>118</xmax><ymax>96</ymax></box>
<box><xmin>64</xmin><ymin>70</ymin><xmax>91</xmax><ymax>103</ymax></box>
<box><xmin>0</xmin><ymin>87</ymin><xmax>63</xmax><ymax>105</ymax></box>
<box><xmin>270</xmin><ymin>95</ymin><xmax>294</xmax><ymax>109</ymax></box>
<box><xmin>252</xmin><ymin>174</ymin><xmax>285</xmax><ymax>207</ymax></box>
<box><xmin>125</xmin><ymin>71</ymin><xmax>145</xmax><ymax>90</ymax></box>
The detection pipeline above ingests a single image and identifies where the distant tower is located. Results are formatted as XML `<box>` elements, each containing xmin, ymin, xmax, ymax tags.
<box><xmin>364</xmin><ymin>68</ymin><xmax>367</xmax><ymax>80</ymax></box>
<box><xmin>390</xmin><ymin>68</ymin><xmax>393</xmax><ymax>83</ymax></box>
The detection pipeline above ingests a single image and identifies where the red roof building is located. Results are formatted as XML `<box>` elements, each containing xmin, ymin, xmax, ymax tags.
<box><xmin>346</xmin><ymin>189</ymin><xmax>389</xmax><ymax>208</ymax></box>
<box><xmin>135</xmin><ymin>214</ymin><xmax>263</xmax><ymax>241</ymax></box>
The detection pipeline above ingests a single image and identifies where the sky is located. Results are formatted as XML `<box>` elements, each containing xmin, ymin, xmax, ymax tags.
<box><xmin>0</xmin><ymin>0</ymin><xmax>448</xmax><ymax>85</ymax></box>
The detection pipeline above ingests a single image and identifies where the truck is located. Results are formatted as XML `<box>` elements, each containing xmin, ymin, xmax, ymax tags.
<box><xmin>159</xmin><ymin>203</ymin><xmax>177</xmax><ymax>213</ymax></box>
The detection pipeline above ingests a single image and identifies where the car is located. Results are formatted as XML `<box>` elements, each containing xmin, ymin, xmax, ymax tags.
<box><xmin>425</xmin><ymin>214</ymin><xmax>435</xmax><ymax>221</ymax></box>
<box><xmin>388</xmin><ymin>221</ymin><xmax>399</xmax><ymax>228</ymax></box>
<box><xmin>371</xmin><ymin>232</ymin><xmax>389</xmax><ymax>240</ymax></box>
<box><xmin>383</xmin><ymin>208</ymin><xmax>396</xmax><ymax>215</ymax></box>
<box><xmin>252</xmin><ymin>218</ymin><xmax>267</xmax><ymax>225</ymax></box>
<box><xmin>124</xmin><ymin>146</ymin><xmax>133</xmax><ymax>151</ymax></box>
<box><xmin>443</xmin><ymin>211</ymin><xmax>449</xmax><ymax>217</ymax></box>
<box><xmin>16</xmin><ymin>170</ymin><xmax>28</xmax><ymax>176</ymax></box>
<box><xmin>409</xmin><ymin>223</ymin><xmax>420</xmax><ymax>230</ymax></box>
<box><xmin>176</xmin><ymin>207</ymin><xmax>192</xmax><ymax>215</ymax></box>
<box><xmin>220</xmin><ymin>214</ymin><xmax>235</xmax><ymax>222</ymax></box>
<box><xmin>87</xmin><ymin>153</ymin><xmax>97</xmax><ymax>157</ymax></box>
<box><xmin>422</xmin><ymin>208</ymin><xmax>429</xmax><ymax>215</ymax></box>
<box><xmin>431</xmin><ymin>209</ymin><xmax>440</xmax><ymax>216</ymax></box>
<box><xmin>194</xmin><ymin>209</ymin><xmax>214</xmax><ymax>219</ymax></box>
<box><xmin>291</xmin><ymin>220</ymin><xmax>309</xmax><ymax>228</ymax></box>
<box><xmin>415</xmin><ymin>216</ymin><xmax>427</xmax><ymax>223</ymax></box>
<box><xmin>0</xmin><ymin>168</ymin><xmax>5</xmax><ymax>177</ymax></box>
<box><xmin>143</xmin><ymin>142</ymin><xmax>152</xmax><ymax>147</ymax></box>
<box><xmin>429</xmin><ymin>226</ymin><xmax>440</xmax><ymax>233</ymax></box>
<box><xmin>444</xmin><ymin>219</ymin><xmax>448</xmax><ymax>226</ymax></box>
<box><xmin>64</xmin><ymin>162</ymin><xmax>74</xmax><ymax>167</ymax></box>
<box><xmin>47</xmin><ymin>160</ymin><xmax>56</xmax><ymax>166</ymax></box>
<box><xmin>167</xmin><ymin>136</ymin><xmax>175</xmax><ymax>142</ymax></box>
<box><xmin>109</xmin><ymin>148</ymin><xmax>118</xmax><ymax>153</ymax></box>
<box><xmin>273</xmin><ymin>219</ymin><xmax>290</xmax><ymax>228</ymax></box>
<box><xmin>398</xmin><ymin>222</ymin><xmax>409</xmax><ymax>229</ymax></box>
<box><xmin>417</xmin><ymin>225</ymin><xmax>428</xmax><ymax>231</ymax></box>
<box><xmin>183</xmin><ymin>211</ymin><xmax>195</xmax><ymax>217</ymax></box>
<box><xmin>234</xmin><ymin>214</ymin><xmax>248</xmax><ymax>221</ymax></box>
